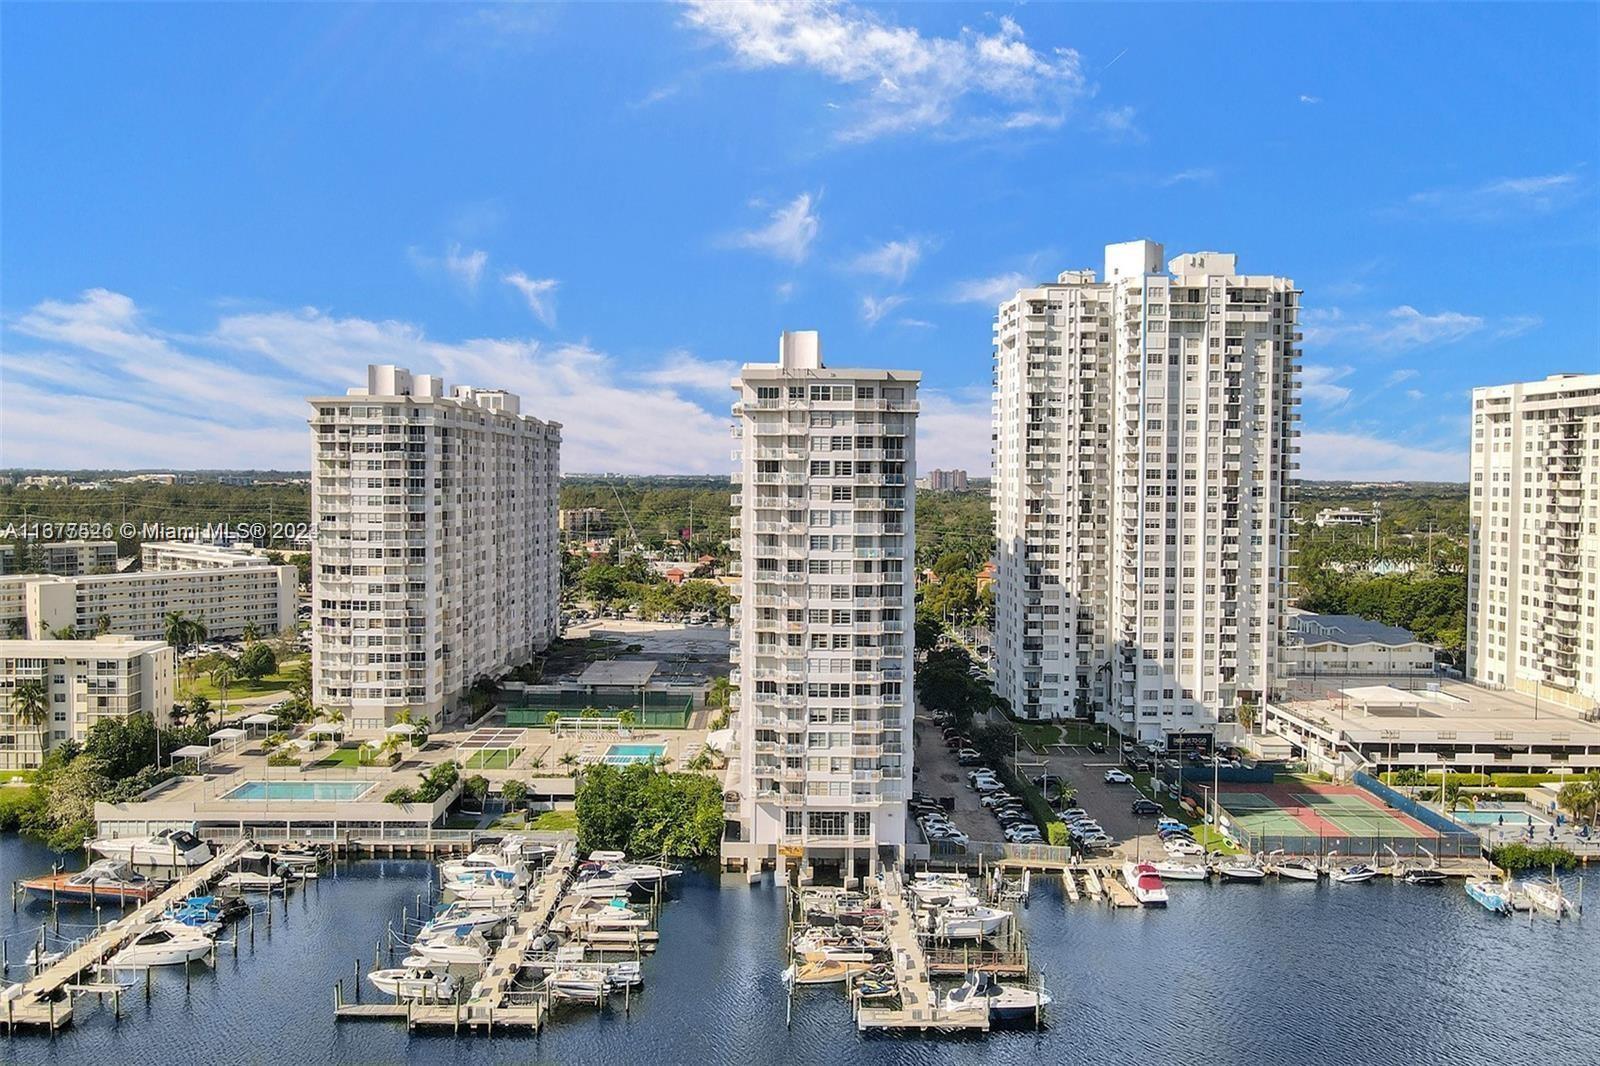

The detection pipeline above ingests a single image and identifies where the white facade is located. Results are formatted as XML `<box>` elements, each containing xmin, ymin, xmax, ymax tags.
<box><xmin>309</xmin><ymin>364</ymin><xmax>561</xmax><ymax>735</ymax></box>
<box><xmin>727</xmin><ymin>331</ymin><xmax>918</xmax><ymax>877</ymax></box>
<box><xmin>1466</xmin><ymin>372</ymin><xmax>1600</xmax><ymax>712</ymax></box>
<box><xmin>4</xmin><ymin>540</ymin><xmax>119</xmax><ymax>576</ymax></box>
<box><xmin>991</xmin><ymin>241</ymin><xmax>1301</xmax><ymax>746</ymax></box>
<box><xmin>0</xmin><ymin>636</ymin><xmax>175</xmax><ymax>770</ymax></box>
<box><xmin>1282</xmin><ymin>610</ymin><xmax>1435</xmax><ymax>676</ymax></box>
<box><xmin>0</xmin><ymin>566</ymin><xmax>295</xmax><ymax>641</ymax></box>
<box><xmin>141</xmin><ymin>541</ymin><xmax>272</xmax><ymax>571</ymax></box>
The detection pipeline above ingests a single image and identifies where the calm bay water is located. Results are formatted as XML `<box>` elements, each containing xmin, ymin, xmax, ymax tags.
<box><xmin>2</xmin><ymin>834</ymin><xmax>1596</xmax><ymax>1065</ymax></box>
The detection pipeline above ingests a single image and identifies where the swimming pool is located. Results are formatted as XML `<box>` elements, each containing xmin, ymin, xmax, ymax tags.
<box><xmin>602</xmin><ymin>743</ymin><xmax>667</xmax><ymax>766</ymax></box>
<box><xmin>1451</xmin><ymin>808</ymin><xmax>1550</xmax><ymax>827</ymax></box>
<box><xmin>220</xmin><ymin>781</ymin><xmax>373</xmax><ymax>802</ymax></box>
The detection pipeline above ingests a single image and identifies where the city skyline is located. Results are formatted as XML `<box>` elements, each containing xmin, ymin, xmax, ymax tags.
<box><xmin>2</xmin><ymin>3</ymin><xmax>1596</xmax><ymax>479</ymax></box>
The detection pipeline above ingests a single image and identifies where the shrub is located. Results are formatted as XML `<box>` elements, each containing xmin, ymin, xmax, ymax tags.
<box><xmin>1490</xmin><ymin>773</ymin><xmax>1573</xmax><ymax>788</ymax></box>
<box><xmin>1490</xmin><ymin>842</ymin><xmax>1578</xmax><ymax>872</ymax></box>
<box><xmin>266</xmin><ymin>750</ymin><xmax>300</xmax><ymax>767</ymax></box>
<box><xmin>501</xmin><ymin>779</ymin><xmax>529</xmax><ymax>809</ymax></box>
<box><xmin>384</xmin><ymin>787</ymin><xmax>417</xmax><ymax>804</ymax></box>
<box><xmin>1046</xmin><ymin>821</ymin><xmax>1069</xmax><ymax>847</ymax></box>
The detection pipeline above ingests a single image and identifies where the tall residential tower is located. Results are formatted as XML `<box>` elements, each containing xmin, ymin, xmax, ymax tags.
<box><xmin>1466</xmin><ymin>372</ymin><xmax>1599</xmax><ymax>712</ymax></box>
<box><xmin>309</xmin><ymin>364</ymin><xmax>561</xmax><ymax>735</ymax></box>
<box><xmin>727</xmin><ymin>331</ymin><xmax>918</xmax><ymax>879</ymax></box>
<box><xmin>991</xmin><ymin>241</ymin><xmax>1301</xmax><ymax>746</ymax></box>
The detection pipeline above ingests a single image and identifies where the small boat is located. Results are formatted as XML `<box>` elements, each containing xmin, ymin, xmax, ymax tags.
<box><xmin>24</xmin><ymin>944</ymin><xmax>65</xmax><ymax>971</ymax></box>
<box><xmin>1332</xmin><ymin>864</ymin><xmax>1378</xmax><ymax>884</ymax></box>
<box><xmin>1403</xmin><ymin>868</ymin><xmax>1447</xmax><ymax>886</ymax></box>
<box><xmin>411</xmin><ymin>927</ymin><xmax>490</xmax><ymax>966</ymax></box>
<box><xmin>1149</xmin><ymin>861</ymin><xmax>1208</xmax><ymax>882</ymax></box>
<box><xmin>89</xmin><ymin>829</ymin><xmax>212</xmax><ymax>868</ymax></box>
<box><xmin>545</xmin><ymin>966</ymin><xmax>615</xmax><ymax>998</ymax></box>
<box><xmin>20</xmin><ymin>860</ymin><xmax>161</xmax><ymax>903</ymax></box>
<box><xmin>1269</xmin><ymin>856</ymin><xmax>1320</xmax><ymax>882</ymax></box>
<box><xmin>939</xmin><ymin>971</ymin><xmax>1053</xmax><ymax>1023</ymax></box>
<box><xmin>440</xmin><ymin>876</ymin><xmax>522</xmax><ymax>907</ymax></box>
<box><xmin>781</xmin><ymin>958</ymin><xmax>871</xmax><ymax>985</ymax></box>
<box><xmin>163</xmin><ymin>895</ymin><xmax>247</xmax><ymax>934</ymax></box>
<box><xmin>271</xmin><ymin>842</ymin><xmax>326</xmax><ymax>869</ymax></box>
<box><xmin>563</xmin><ymin>897</ymin><xmax>650</xmax><ymax>931</ymax></box>
<box><xmin>569</xmin><ymin>866</ymin><xmax>638</xmax><ymax>899</ymax></box>
<box><xmin>218</xmin><ymin>851</ymin><xmax>295</xmax><ymax>892</ymax></box>
<box><xmin>368</xmin><ymin>966</ymin><xmax>456</xmax><ymax>1001</ymax></box>
<box><xmin>421</xmin><ymin>902</ymin><xmax>511</xmax><ymax>935</ymax></box>
<box><xmin>931</xmin><ymin>902</ymin><xmax>1012</xmax><ymax>938</ymax></box>
<box><xmin>439</xmin><ymin>854</ymin><xmax>532</xmax><ymax>890</ymax></box>
<box><xmin>586</xmin><ymin>851</ymin><xmax>680</xmax><ymax>887</ymax></box>
<box><xmin>1465</xmin><ymin>878</ymin><xmax>1513</xmax><ymax>914</ymax></box>
<box><xmin>1121</xmin><ymin>861</ymin><xmax>1170</xmax><ymax>906</ymax></box>
<box><xmin>1520</xmin><ymin>879</ymin><xmax>1572</xmax><ymax>917</ymax></box>
<box><xmin>1216</xmin><ymin>861</ymin><xmax>1266</xmax><ymax>883</ymax></box>
<box><xmin>105</xmin><ymin>923</ymin><xmax>213</xmax><ymax>968</ymax></box>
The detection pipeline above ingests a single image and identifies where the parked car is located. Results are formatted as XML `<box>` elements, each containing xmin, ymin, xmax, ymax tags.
<box><xmin>1131</xmin><ymin>798</ymin><xmax>1164</xmax><ymax>816</ymax></box>
<box><xmin>980</xmin><ymin>793</ymin><xmax>1017</xmax><ymax>808</ymax></box>
<box><xmin>1005</xmin><ymin>826</ymin><xmax>1043</xmax><ymax>844</ymax></box>
<box><xmin>956</xmin><ymin>749</ymin><xmax>984</xmax><ymax>766</ymax></box>
<box><xmin>1103</xmin><ymin>769</ymin><xmax>1133</xmax><ymax>784</ymax></box>
<box><xmin>1164</xmin><ymin>838</ymin><xmax>1204</xmax><ymax>856</ymax></box>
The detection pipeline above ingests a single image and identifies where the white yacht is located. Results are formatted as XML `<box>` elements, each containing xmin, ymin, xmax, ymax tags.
<box><xmin>1149</xmin><ymin>860</ymin><xmax>1209</xmax><ymax>882</ymax></box>
<box><xmin>586</xmin><ymin>851</ymin><xmax>679</xmax><ymax>887</ymax></box>
<box><xmin>1269</xmin><ymin>855</ymin><xmax>1320</xmax><ymax>881</ymax></box>
<box><xmin>563</xmin><ymin>897</ymin><xmax>650</xmax><ymax>931</ymax></box>
<box><xmin>931</xmin><ymin>901</ymin><xmax>1012</xmax><ymax>938</ymax></box>
<box><xmin>105</xmin><ymin>923</ymin><xmax>213</xmax><ymax>968</ymax></box>
<box><xmin>1216</xmin><ymin>860</ymin><xmax>1267</xmax><ymax>883</ymax></box>
<box><xmin>90</xmin><ymin>829</ymin><xmax>211</xmax><ymax>868</ymax></box>
<box><xmin>569</xmin><ymin>866</ymin><xmax>639</xmax><ymax>899</ymax></box>
<box><xmin>1520</xmin><ymin>879</ymin><xmax>1573</xmax><ymax>917</ymax></box>
<box><xmin>368</xmin><ymin>966</ymin><xmax>456</xmax><ymax>1001</ymax></box>
<box><xmin>939</xmin><ymin>971</ymin><xmax>1053</xmax><ymax>1023</ymax></box>
<box><xmin>410</xmin><ymin>927</ymin><xmax>490</xmax><ymax>967</ymax></box>
<box><xmin>439</xmin><ymin>852</ymin><xmax>532</xmax><ymax>890</ymax></box>
<box><xmin>218</xmin><ymin>851</ymin><xmax>293</xmax><ymax>892</ymax></box>
<box><xmin>1332</xmin><ymin>863</ymin><xmax>1378</xmax><ymax>884</ymax></box>
<box><xmin>421</xmin><ymin>902</ymin><xmax>512</xmax><ymax>935</ymax></box>
<box><xmin>1121</xmin><ymin>862</ymin><xmax>1170</xmax><ymax>906</ymax></box>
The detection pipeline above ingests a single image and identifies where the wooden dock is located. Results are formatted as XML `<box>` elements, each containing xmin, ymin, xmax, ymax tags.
<box><xmin>334</xmin><ymin>836</ymin><xmax>579</xmax><ymax>1032</ymax></box>
<box><xmin>854</xmin><ymin>869</ymin><xmax>988</xmax><ymax>1033</ymax></box>
<box><xmin>2</xmin><ymin>837</ymin><xmax>255</xmax><ymax>1032</ymax></box>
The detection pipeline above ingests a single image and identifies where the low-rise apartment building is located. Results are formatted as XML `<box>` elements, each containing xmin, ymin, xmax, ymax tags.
<box><xmin>0</xmin><ymin>565</ymin><xmax>296</xmax><ymax>641</ymax></box>
<box><xmin>140</xmin><ymin>541</ymin><xmax>272</xmax><ymax>571</ymax></box>
<box><xmin>1282</xmin><ymin>610</ymin><xmax>1436</xmax><ymax>677</ymax></box>
<box><xmin>0</xmin><ymin>635</ymin><xmax>176</xmax><ymax>769</ymax></box>
<box><xmin>2</xmin><ymin>540</ymin><xmax>119</xmax><ymax>576</ymax></box>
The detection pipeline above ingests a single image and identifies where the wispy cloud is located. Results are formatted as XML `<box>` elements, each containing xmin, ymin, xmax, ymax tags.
<box><xmin>3</xmin><ymin>288</ymin><xmax>734</xmax><ymax>474</ymax></box>
<box><xmin>1403</xmin><ymin>170</ymin><xmax>1586</xmax><ymax>220</ymax></box>
<box><xmin>1301</xmin><ymin>364</ymin><xmax>1355</xmax><ymax>406</ymax></box>
<box><xmin>860</xmin><ymin>294</ymin><xmax>908</xmax><ymax>327</ymax></box>
<box><xmin>407</xmin><ymin>243</ymin><xmax>489</xmax><ymax>291</ymax></box>
<box><xmin>1385</xmin><ymin>368</ymin><xmax>1419</xmax><ymax>386</ymax></box>
<box><xmin>846</xmin><ymin>238</ymin><xmax>925</xmax><ymax>283</ymax></box>
<box><xmin>680</xmin><ymin>2</ymin><xmax>1088</xmax><ymax>141</ymax></box>
<box><xmin>1158</xmin><ymin>167</ymin><xmax>1216</xmax><ymax>186</ymax></box>
<box><xmin>898</xmin><ymin>317</ymin><xmax>936</xmax><ymax>329</ymax></box>
<box><xmin>1298</xmin><ymin>94</ymin><xmax>1321</xmax><ymax>105</ymax></box>
<box><xmin>917</xmin><ymin>386</ymin><xmax>992</xmax><ymax>474</ymax></box>
<box><xmin>1301</xmin><ymin>305</ymin><xmax>1510</xmax><ymax>351</ymax></box>
<box><xmin>639</xmin><ymin>350</ymin><xmax>737</xmax><ymax>394</ymax></box>
<box><xmin>1091</xmin><ymin>104</ymin><xmax>1143</xmax><ymax>142</ymax></box>
<box><xmin>726</xmin><ymin>193</ymin><xmax>821</xmax><ymax>264</ymax></box>
<box><xmin>948</xmin><ymin>272</ymin><xmax>1029</xmax><ymax>305</ymax></box>
<box><xmin>1298</xmin><ymin>430</ymin><xmax>1466</xmax><ymax>482</ymax></box>
<box><xmin>502</xmin><ymin>272</ymin><xmax>559</xmax><ymax>326</ymax></box>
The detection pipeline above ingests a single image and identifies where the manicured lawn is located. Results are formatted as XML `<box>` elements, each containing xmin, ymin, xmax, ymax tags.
<box><xmin>1</xmin><ymin>769</ymin><xmax>36</xmax><ymax>784</ymax></box>
<box><xmin>181</xmin><ymin>658</ymin><xmax>305</xmax><ymax>702</ymax></box>
<box><xmin>309</xmin><ymin>744</ymin><xmax>376</xmax><ymax>769</ymax></box>
<box><xmin>464</xmin><ymin>749</ymin><xmax>517</xmax><ymax>770</ymax></box>
<box><xmin>529</xmin><ymin>809</ymin><xmax>578</xmax><ymax>832</ymax></box>
<box><xmin>1012</xmin><ymin>721</ymin><xmax>1062</xmax><ymax>750</ymax></box>
<box><xmin>1191</xmin><ymin>824</ymin><xmax>1242</xmax><ymax>854</ymax></box>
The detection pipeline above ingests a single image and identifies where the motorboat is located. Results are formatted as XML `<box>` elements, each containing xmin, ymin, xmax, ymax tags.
<box><xmin>24</xmin><ymin>943</ymin><xmax>65</xmax><ymax>971</ymax></box>
<box><xmin>440</xmin><ymin>853</ymin><xmax>532</xmax><ymax>890</ymax></box>
<box><xmin>421</xmin><ymin>902</ymin><xmax>512</xmax><ymax>934</ymax></box>
<box><xmin>368</xmin><ymin>966</ymin><xmax>457</xmax><ymax>1001</ymax></box>
<box><xmin>1465</xmin><ymin>878</ymin><xmax>1514</xmax><ymax>915</ymax></box>
<box><xmin>1267</xmin><ymin>853</ymin><xmax>1320</xmax><ymax>881</ymax></box>
<box><xmin>569</xmin><ymin>866</ymin><xmax>639</xmax><ymax>899</ymax></box>
<box><xmin>586</xmin><ymin>851</ymin><xmax>680</xmax><ymax>887</ymax></box>
<box><xmin>781</xmin><ymin>958</ymin><xmax>871</xmax><ymax>985</ymax></box>
<box><xmin>1403</xmin><ymin>868</ymin><xmax>1448</xmax><ymax>886</ymax></box>
<box><xmin>410</xmin><ymin>927</ymin><xmax>491</xmax><ymax>967</ymax></box>
<box><xmin>89</xmin><ymin>828</ymin><xmax>211</xmax><ymax>868</ymax></box>
<box><xmin>931</xmin><ymin>902</ymin><xmax>1012</xmax><ymax>939</ymax></box>
<box><xmin>939</xmin><ymin>971</ymin><xmax>1053</xmax><ymax>1023</ymax></box>
<box><xmin>271</xmin><ymin>842</ymin><xmax>326</xmax><ymax>869</ymax></box>
<box><xmin>907</xmin><ymin>873</ymin><xmax>972</xmax><ymax>907</ymax></box>
<box><xmin>1216</xmin><ymin>861</ymin><xmax>1267</xmax><ymax>883</ymax></box>
<box><xmin>1121</xmin><ymin>862</ymin><xmax>1170</xmax><ymax>906</ymax></box>
<box><xmin>1149</xmin><ymin>861</ymin><xmax>1208</xmax><ymax>881</ymax></box>
<box><xmin>440</xmin><ymin>878</ymin><xmax>522</xmax><ymax>907</ymax></box>
<box><xmin>563</xmin><ymin>897</ymin><xmax>650</xmax><ymax>931</ymax></box>
<box><xmin>1520</xmin><ymin>879</ymin><xmax>1572</xmax><ymax>917</ymax></box>
<box><xmin>545</xmin><ymin>966</ymin><xmax>615</xmax><ymax>999</ymax></box>
<box><xmin>105</xmin><ymin>923</ymin><xmax>213</xmax><ymax>968</ymax></box>
<box><xmin>792</xmin><ymin>929</ymin><xmax>883</xmax><ymax>963</ymax></box>
<box><xmin>21</xmin><ymin>860</ymin><xmax>161</xmax><ymax>904</ymax></box>
<box><xmin>1332</xmin><ymin>864</ymin><xmax>1378</xmax><ymax>884</ymax></box>
<box><xmin>218</xmin><ymin>851</ymin><xmax>294</xmax><ymax>892</ymax></box>
<box><xmin>163</xmin><ymin>895</ymin><xmax>247</xmax><ymax>934</ymax></box>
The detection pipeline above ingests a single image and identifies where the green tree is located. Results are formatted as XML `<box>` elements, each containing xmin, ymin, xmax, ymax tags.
<box><xmin>237</xmin><ymin>642</ymin><xmax>277</xmax><ymax>681</ymax></box>
<box><xmin>48</xmin><ymin>625</ymin><xmax>78</xmax><ymax>640</ymax></box>
<box><xmin>210</xmin><ymin>659</ymin><xmax>238</xmax><ymax>714</ymax></box>
<box><xmin>501</xmin><ymin>779</ymin><xmax>529</xmax><ymax>809</ymax></box>
<box><xmin>185</xmin><ymin>694</ymin><xmax>214</xmax><ymax>730</ymax></box>
<box><xmin>8</xmin><ymin>679</ymin><xmax>50</xmax><ymax>754</ymax></box>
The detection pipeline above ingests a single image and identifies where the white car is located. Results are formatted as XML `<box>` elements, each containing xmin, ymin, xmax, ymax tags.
<box><xmin>1103</xmin><ymin>769</ymin><xmax>1133</xmax><ymax>784</ymax></box>
<box><xmin>971</xmin><ymin>778</ymin><xmax>1004</xmax><ymax>793</ymax></box>
<box><xmin>1163</xmin><ymin>837</ymin><xmax>1205</xmax><ymax>856</ymax></box>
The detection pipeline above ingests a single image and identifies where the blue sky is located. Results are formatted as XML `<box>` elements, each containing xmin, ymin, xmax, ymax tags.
<box><xmin>2</xmin><ymin>2</ymin><xmax>1595</xmax><ymax>477</ymax></box>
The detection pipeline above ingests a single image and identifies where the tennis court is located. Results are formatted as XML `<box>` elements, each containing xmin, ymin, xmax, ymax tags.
<box><xmin>1295</xmin><ymin>792</ymin><xmax>1428</xmax><ymax>838</ymax></box>
<box><xmin>1219</xmin><ymin>792</ymin><xmax>1315</xmax><ymax>836</ymax></box>
<box><xmin>1215</xmin><ymin>780</ymin><xmax>1434</xmax><ymax>841</ymax></box>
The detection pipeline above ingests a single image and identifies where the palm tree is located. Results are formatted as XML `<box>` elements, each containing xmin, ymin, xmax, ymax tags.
<box><xmin>210</xmin><ymin>659</ymin><xmax>237</xmax><ymax>716</ymax></box>
<box><xmin>48</xmin><ymin>625</ymin><xmax>78</xmax><ymax>640</ymax></box>
<box><xmin>559</xmin><ymin>752</ymin><xmax>579</xmax><ymax>768</ymax></box>
<box><xmin>8</xmin><ymin>679</ymin><xmax>50</xmax><ymax>761</ymax></box>
<box><xmin>164</xmin><ymin>612</ymin><xmax>208</xmax><ymax>695</ymax></box>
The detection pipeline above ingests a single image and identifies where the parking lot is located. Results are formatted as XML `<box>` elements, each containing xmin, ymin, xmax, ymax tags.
<box><xmin>910</xmin><ymin>716</ymin><xmax>1011</xmax><ymax>844</ymax></box>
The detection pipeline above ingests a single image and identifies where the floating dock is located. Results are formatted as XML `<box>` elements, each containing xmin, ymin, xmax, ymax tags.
<box><xmin>852</xmin><ymin>870</ymin><xmax>988</xmax><ymax>1033</ymax></box>
<box><xmin>2</xmin><ymin>837</ymin><xmax>254</xmax><ymax>1033</ymax></box>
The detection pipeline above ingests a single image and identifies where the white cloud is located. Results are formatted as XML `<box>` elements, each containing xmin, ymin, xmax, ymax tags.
<box><xmin>1302</xmin><ymin>305</ymin><xmax>1496</xmax><ymax>351</ymax></box>
<box><xmin>444</xmin><ymin>244</ymin><xmax>488</xmax><ymax>289</ymax></box>
<box><xmin>917</xmin><ymin>387</ymin><xmax>991</xmax><ymax>474</ymax></box>
<box><xmin>1159</xmin><ymin>167</ymin><xmax>1216</xmax><ymax>186</ymax></box>
<box><xmin>1404</xmin><ymin>170</ymin><xmax>1585</xmax><ymax>220</ymax></box>
<box><xmin>847</xmin><ymin>238</ymin><xmax>924</xmax><ymax>283</ymax></box>
<box><xmin>1301</xmin><ymin>364</ymin><xmax>1354</xmax><ymax>406</ymax></box>
<box><xmin>640</xmin><ymin>351</ymin><xmax>737</xmax><ymax>394</ymax></box>
<box><xmin>898</xmin><ymin>317</ymin><xmax>936</xmax><ymax>329</ymax></box>
<box><xmin>502</xmin><ymin>272</ymin><xmax>559</xmax><ymax>326</ymax></box>
<box><xmin>2</xmin><ymin>289</ymin><xmax>733</xmax><ymax>474</ymax></box>
<box><xmin>1385</xmin><ymin>368</ymin><xmax>1419</xmax><ymax>385</ymax></box>
<box><xmin>727</xmin><ymin>193</ymin><xmax>820</xmax><ymax>264</ymax></box>
<box><xmin>1492</xmin><ymin>314</ymin><xmax>1542</xmax><ymax>339</ymax></box>
<box><xmin>1405</xmin><ymin>389</ymin><xmax>1425</xmax><ymax>401</ymax></box>
<box><xmin>775</xmin><ymin>281</ymin><xmax>796</xmax><ymax>301</ymax></box>
<box><xmin>681</xmin><ymin>2</ymin><xmax>1087</xmax><ymax>140</ymax></box>
<box><xmin>1298</xmin><ymin>431</ymin><xmax>1466</xmax><ymax>482</ymax></box>
<box><xmin>860</xmin><ymin>294</ymin><xmax>908</xmax><ymax>327</ymax></box>
<box><xmin>1298</xmin><ymin>94</ymin><xmax>1321</xmax><ymax>104</ymax></box>
<box><xmin>1091</xmin><ymin>105</ymin><xmax>1143</xmax><ymax>142</ymax></box>
<box><xmin>948</xmin><ymin>272</ymin><xmax>1029</xmax><ymax>305</ymax></box>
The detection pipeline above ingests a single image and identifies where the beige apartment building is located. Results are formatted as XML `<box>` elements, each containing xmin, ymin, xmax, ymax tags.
<box><xmin>1467</xmin><ymin>372</ymin><xmax>1600</xmax><ymax>712</ymax></box>
<box><xmin>140</xmin><ymin>541</ymin><xmax>272</xmax><ymax>571</ymax></box>
<box><xmin>0</xmin><ymin>564</ymin><xmax>295</xmax><ymax>642</ymax></box>
<box><xmin>725</xmin><ymin>331</ymin><xmax>918</xmax><ymax>879</ymax></box>
<box><xmin>1</xmin><ymin>540</ymin><xmax>119</xmax><ymax>576</ymax></box>
<box><xmin>309</xmin><ymin>364</ymin><xmax>561</xmax><ymax>736</ymax></box>
<box><xmin>0</xmin><ymin>635</ymin><xmax>175</xmax><ymax>769</ymax></box>
<box><xmin>990</xmin><ymin>241</ymin><xmax>1301</xmax><ymax>747</ymax></box>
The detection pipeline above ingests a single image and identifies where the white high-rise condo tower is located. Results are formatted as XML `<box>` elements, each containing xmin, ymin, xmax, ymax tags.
<box><xmin>1467</xmin><ymin>372</ymin><xmax>1600</xmax><ymax>713</ymax></box>
<box><xmin>726</xmin><ymin>331</ymin><xmax>918</xmax><ymax>880</ymax></box>
<box><xmin>309</xmin><ymin>365</ymin><xmax>561</xmax><ymax>736</ymax></box>
<box><xmin>990</xmin><ymin>241</ymin><xmax>1301</xmax><ymax>748</ymax></box>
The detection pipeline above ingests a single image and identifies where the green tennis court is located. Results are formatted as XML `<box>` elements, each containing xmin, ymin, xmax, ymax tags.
<box><xmin>1219</xmin><ymin>792</ymin><xmax>1310</xmax><ymax>835</ymax></box>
